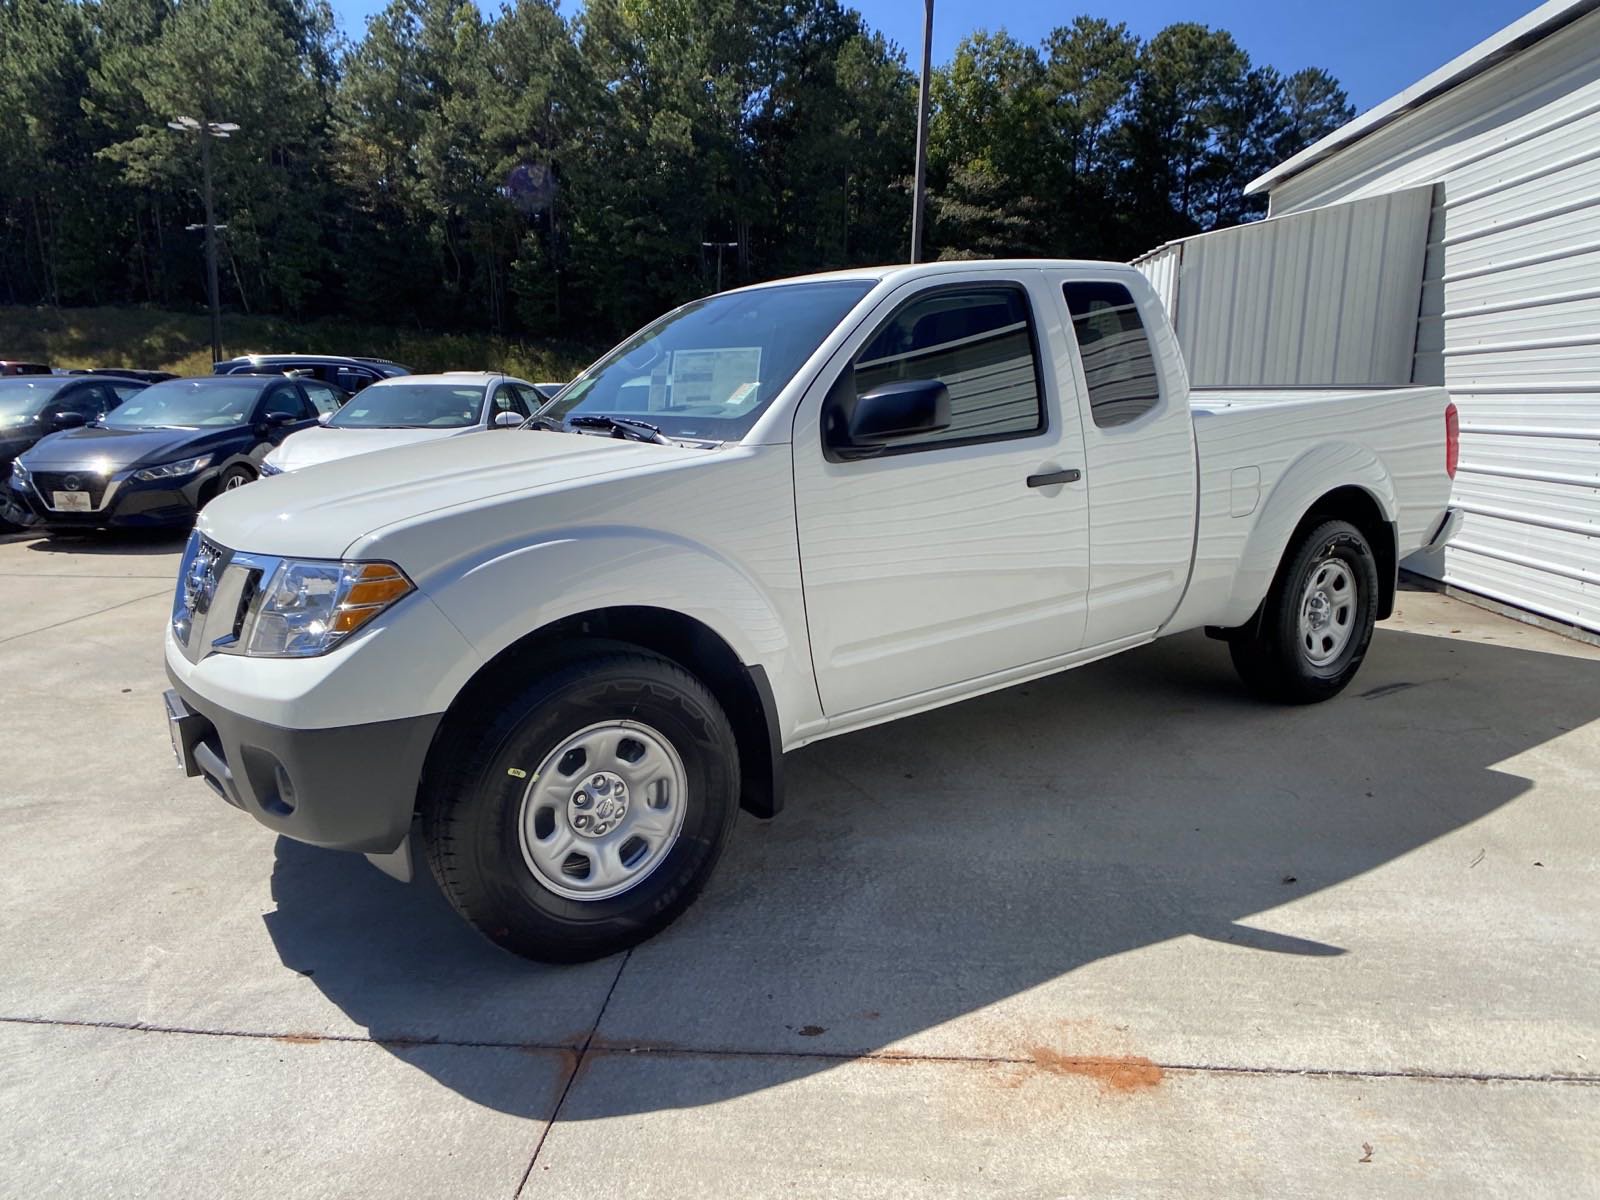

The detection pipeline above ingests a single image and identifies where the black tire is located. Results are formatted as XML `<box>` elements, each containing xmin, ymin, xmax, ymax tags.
<box><xmin>209</xmin><ymin>465</ymin><xmax>255</xmax><ymax>503</ymax></box>
<box><xmin>422</xmin><ymin>647</ymin><xmax>740</xmax><ymax>963</ymax></box>
<box><xmin>1228</xmin><ymin>519</ymin><xmax>1379</xmax><ymax>704</ymax></box>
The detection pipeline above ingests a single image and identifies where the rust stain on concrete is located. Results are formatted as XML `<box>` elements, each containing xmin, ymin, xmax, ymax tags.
<box><xmin>1024</xmin><ymin>1047</ymin><xmax>1164</xmax><ymax>1093</ymax></box>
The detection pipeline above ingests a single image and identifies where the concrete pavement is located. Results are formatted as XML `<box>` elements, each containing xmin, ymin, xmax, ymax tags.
<box><xmin>2</xmin><ymin>527</ymin><xmax>1597</xmax><ymax>1197</ymax></box>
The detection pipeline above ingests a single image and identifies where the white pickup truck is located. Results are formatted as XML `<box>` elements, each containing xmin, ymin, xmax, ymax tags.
<box><xmin>163</xmin><ymin>260</ymin><xmax>1461</xmax><ymax>962</ymax></box>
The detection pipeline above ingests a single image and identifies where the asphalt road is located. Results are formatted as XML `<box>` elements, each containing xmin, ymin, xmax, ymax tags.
<box><xmin>2</xmin><ymin>528</ymin><xmax>1597</xmax><ymax>1197</ymax></box>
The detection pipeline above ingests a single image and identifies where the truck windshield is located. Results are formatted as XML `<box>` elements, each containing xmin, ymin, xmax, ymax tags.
<box><xmin>539</xmin><ymin>280</ymin><xmax>873</xmax><ymax>441</ymax></box>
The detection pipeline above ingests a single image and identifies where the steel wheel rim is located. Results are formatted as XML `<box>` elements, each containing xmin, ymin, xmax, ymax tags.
<box><xmin>1299</xmin><ymin>557</ymin><xmax>1356</xmax><ymax>667</ymax></box>
<box><xmin>517</xmin><ymin>720</ymin><xmax>688</xmax><ymax>901</ymax></box>
<box><xmin>223</xmin><ymin>472</ymin><xmax>249</xmax><ymax>490</ymax></box>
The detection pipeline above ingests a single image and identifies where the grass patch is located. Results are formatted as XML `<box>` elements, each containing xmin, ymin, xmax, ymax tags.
<box><xmin>0</xmin><ymin>305</ymin><xmax>601</xmax><ymax>382</ymax></box>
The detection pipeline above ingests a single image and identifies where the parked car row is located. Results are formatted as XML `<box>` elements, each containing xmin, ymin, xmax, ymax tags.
<box><xmin>1</xmin><ymin>352</ymin><xmax>568</xmax><ymax>533</ymax></box>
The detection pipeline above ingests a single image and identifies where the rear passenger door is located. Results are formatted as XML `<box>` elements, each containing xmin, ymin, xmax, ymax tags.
<box><xmin>793</xmin><ymin>270</ymin><xmax>1091</xmax><ymax>716</ymax></box>
<box><xmin>1054</xmin><ymin>273</ymin><xmax>1198</xmax><ymax>644</ymax></box>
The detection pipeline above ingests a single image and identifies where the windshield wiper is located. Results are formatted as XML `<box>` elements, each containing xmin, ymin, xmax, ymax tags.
<box><xmin>566</xmin><ymin>414</ymin><xmax>670</xmax><ymax>444</ymax></box>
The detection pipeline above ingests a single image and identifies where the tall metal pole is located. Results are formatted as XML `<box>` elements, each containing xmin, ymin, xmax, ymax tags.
<box><xmin>910</xmin><ymin>0</ymin><xmax>934</xmax><ymax>264</ymax></box>
<box><xmin>200</xmin><ymin>124</ymin><xmax>222</xmax><ymax>365</ymax></box>
<box><xmin>701</xmin><ymin>241</ymin><xmax>738</xmax><ymax>292</ymax></box>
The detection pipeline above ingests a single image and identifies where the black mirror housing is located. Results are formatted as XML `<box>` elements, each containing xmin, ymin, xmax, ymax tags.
<box><xmin>48</xmin><ymin>410</ymin><xmax>88</xmax><ymax>430</ymax></box>
<box><xmin>830</xmin><ymin>379</ymin><xmax>951</xmax><ymax>458</ymax></box>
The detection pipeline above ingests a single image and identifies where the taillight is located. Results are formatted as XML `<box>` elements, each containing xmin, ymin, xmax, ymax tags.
<box><xmin>1445</xmin><ymin>402</ymin><xmax>1459</xmax><ymax>480</ymax></box>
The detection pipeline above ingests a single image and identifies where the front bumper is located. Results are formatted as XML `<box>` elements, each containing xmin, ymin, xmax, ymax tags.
<box><xmin>10</xmin><ymin>469</ymin><xmax>211</xmax><ymax>528</ymax></box>
<box><xmin>164</xmin><ymin>673</ymin><xmax>441</xmax><ymax>853</ymax></box>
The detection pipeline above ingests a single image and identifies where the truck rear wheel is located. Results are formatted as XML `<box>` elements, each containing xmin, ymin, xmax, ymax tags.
<box><xmin>1228</xmin><ymin>519</ymin><xmax>1378</xmax><ymax>704</ymax></box>
<box><xmin>422</xmin><ymin>648</ymin><xmax>740</xmax><ymax>962</ymax></box>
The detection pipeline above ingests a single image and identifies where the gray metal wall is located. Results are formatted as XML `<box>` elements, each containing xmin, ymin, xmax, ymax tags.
<box><xmin>1133</xmin><ymin>187</ymin><xmax>1432</xmax><ymax>388</ymax></box>
<box><xmin>1263</xmin><ymin>6</ymin><xmax>1600</xmax><ymax>636</ymax></box>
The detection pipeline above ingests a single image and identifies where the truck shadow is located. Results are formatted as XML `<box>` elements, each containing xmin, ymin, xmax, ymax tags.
<box><xmin>265</xmin><ymin>623</ymin><xmax>1599</xmax><ymax>1118</ymax></box>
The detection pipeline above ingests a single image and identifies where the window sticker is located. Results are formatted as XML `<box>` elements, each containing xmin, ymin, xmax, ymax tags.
<box><xmin>670</xmin><ymin>348</ymin><xmax>762</xmax><ymax>409</ymax></box>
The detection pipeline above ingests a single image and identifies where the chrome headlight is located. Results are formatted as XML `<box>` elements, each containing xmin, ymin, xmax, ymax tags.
<box><xmin>239</xmin><ymin>558</ymin><xmax>414</xmax><ymax>657</ymax></box>
<box><xmin>258</xmin><ymin>460</ymin><xmax>284</xmax><ymax>477</ymax></box>
<box><xmin>134</xmin><ymin>454</ymin><xmax>211</xmax><ymax>482</ymax></box>
<box><xmin>10</xmin><ymin>459</ymin><xmax>30</xmax><ymax>486</ymax></box>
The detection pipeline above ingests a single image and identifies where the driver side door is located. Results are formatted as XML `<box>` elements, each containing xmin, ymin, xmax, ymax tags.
<box><xmin>792</xmin><ymin>270</ymin><xmax>1091</xmax><ymax>717</ymax></box>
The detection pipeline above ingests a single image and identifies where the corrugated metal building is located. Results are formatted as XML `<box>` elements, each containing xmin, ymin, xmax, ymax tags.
<box><xmin>1244</xmin><ymin>0</ymin><xmax>1600</xmax><ymax>637</ymax></box>
<box><xmin>1133</xmin><ymin>188</ymin><xmax>1433</xmax><ymax>388</ymax></box>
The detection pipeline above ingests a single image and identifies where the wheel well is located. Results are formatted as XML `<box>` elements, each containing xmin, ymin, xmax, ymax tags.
<box><xmin>434</xmin><ymin>607</ymin><xmax>783</xmax><ymax>819</ymax></box>
<box><xmin>1296</xmin><ymin>486</ymin><xmax>1397</xmax><ymax>620</ymax></box>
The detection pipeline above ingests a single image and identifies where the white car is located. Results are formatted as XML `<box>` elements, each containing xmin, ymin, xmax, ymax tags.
<box><xmin>164</xmin><ymin>260</ymin><xmax>1460</xmax><ymax>964</ymax></box>
<box><xmin>259</xmin><ymin>372</ymin><xmax>545</xmax><ymax>474</ymax></box>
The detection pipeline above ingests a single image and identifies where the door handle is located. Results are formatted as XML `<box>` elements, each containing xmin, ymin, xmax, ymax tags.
<box><xmin>1026</xmin><ymin>468</ymin><xmax>1081</xmax><ymax>488</ymax></box>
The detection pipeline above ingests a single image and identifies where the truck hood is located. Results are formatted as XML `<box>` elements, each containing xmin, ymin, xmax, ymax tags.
<box><xmin>200</xmin><ymin>428</ymin><xmax>703</xmax><ymax>559</ymax></box>
<box><xmin>267</xmin><ymin>424</ymin><xmax>470</xmax><ymax>472</ymax></box>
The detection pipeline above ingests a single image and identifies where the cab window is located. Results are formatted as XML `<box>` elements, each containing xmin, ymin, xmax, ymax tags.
<box><xmin>846</xmin><ymin>284</ymin><xmax>1045</xmax><ymax>450</ymax></box>
<box><xmin>1062</xmin><ymin>281</ymin><xmax>1161</xmax><ymax>428</ymax></box>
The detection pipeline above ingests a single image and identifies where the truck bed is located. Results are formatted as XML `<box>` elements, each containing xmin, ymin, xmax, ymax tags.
<box><xmin>1170</xmin><ymin>384</ymin><xmax>1453</xmax><ymax>632</ymax></box>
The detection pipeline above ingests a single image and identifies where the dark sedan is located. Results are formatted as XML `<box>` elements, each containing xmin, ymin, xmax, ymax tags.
<box><xmin>8</xmin><ymin>375</ymin><xmax>322</xmax><ymax>530</ymax></box>
<box><xmin>0</xmin><ymin>374</ymin><xmax>149</xmax><ymax>529</ymax></box>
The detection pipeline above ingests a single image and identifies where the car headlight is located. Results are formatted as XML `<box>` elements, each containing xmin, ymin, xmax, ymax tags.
<box><xmin>10</xmin><ymin>459</ymin><xmax>30</xmax><ymax>486</ymax></box>
<box><xmin>134</xmin><ymin>454</ymin><xmax>211</xmax><ymax>482</ymax></box>
<box><xmin>240</xmin><ymin>558</ymin><xmax>414</xmax><ymax>657</ymax></box>
<box><xmin>258</xmin><ymin>460</ymin><xmax>283</xmax><ymax>477</ymax></box>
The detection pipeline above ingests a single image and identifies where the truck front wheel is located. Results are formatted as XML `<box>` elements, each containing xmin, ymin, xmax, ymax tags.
<box><xmin>1228</xmin><ymin>519</ymin><xmax>1379</xmax><ymax>704</ymax></box>
<box><xmin>422</xmin><ymin>648</ymin><xmax>740</xmax><ymax>962</ymax></box>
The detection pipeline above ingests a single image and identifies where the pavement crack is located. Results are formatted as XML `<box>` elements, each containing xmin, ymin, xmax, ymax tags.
<box><xmin>7</xmin><ymin>1012</ymin><xmax>1595</xmax><ymax>1094</ymax></box>
<box><xmin>514</xmin><ymin>949</ymin><xmax>634</xmax><ymax>1198</ymax></box>
<box><xmin>0</xmin><ymin>588</ymin><xmax>171</xmax><ymax>646</ymax></box>
<box><xmin>0</xmin><ymin>1014</ymin><xmax>575</xmax><ymax>1052</ymax></box>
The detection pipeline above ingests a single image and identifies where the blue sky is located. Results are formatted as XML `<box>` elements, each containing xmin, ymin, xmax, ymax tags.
<box><xmin>329</xmin><ymin>0</ymin><xmax>1533</xmax><ymax>113</ymax></box>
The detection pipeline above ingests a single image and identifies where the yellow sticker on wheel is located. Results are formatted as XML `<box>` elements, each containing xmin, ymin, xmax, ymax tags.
<box><xmin>507</xmin><ymin>767</ymin><xmax>527</xmax><ymax>779</ymax></box>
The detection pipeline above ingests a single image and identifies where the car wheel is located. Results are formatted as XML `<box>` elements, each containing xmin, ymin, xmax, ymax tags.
<box><xmin>1228</xmin><ymin>519</ymin><xmax>1379</xmax><ymax>704</ymax></box>
<box><xmin>216</xmin><ymin>465</ymin><xmax>255</xmax><ymax>495</ymax></box>
<box><xmin>422</xmin><ymin>647</ymin><xmax>741</xmax><ymax>963</ymax></box>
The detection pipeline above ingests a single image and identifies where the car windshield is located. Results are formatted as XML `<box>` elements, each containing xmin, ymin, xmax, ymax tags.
<box><xmin>328</xmin><ymin>383</ymin><xmax>483</xmax><ymax>429</ymax></box>
<box><xmin>539</xmin><ymin>280</ymin><xmax>874</xmax><ymax>441</ymax></box>
<box><xmin>102</xmin><ymin>378</ymin><xmax>264</xmax><ymax>429</ymax></box>
<box><xmin>0</xmin><ymin>378</ymin><xmax>73</xmax><ymax>423</ymax></box>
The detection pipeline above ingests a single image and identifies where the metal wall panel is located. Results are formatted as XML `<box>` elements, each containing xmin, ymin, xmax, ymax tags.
<box><xmin>1132</xmin><ymin>188</ymin><xmax>1432</xmax><ymax>388</ymax></box>
<box><xmin>1266</xmin><ymin>6</ymin><xmax>1600</xmax><ymax>634</ymax></box>
<box><xmin>1131</xmin><ymin>242</ymin><xmax>1181</xmax><ymax>320</ymax></box>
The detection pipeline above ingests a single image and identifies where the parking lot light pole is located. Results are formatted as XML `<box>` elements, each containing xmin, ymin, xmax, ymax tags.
<box><xmin>910</xmin><ymin>0</ymin><xmax>934</xmax><ymax>264</ymax></box>
<box><xmin>168</xmin><ymin>117</ymin><xmax>240</xmax><ymax>366</ymax></box>
<box><xmin>701</xmin><ymin>241</ymin><xmax>739</xmax><ymax>292</ymax></box>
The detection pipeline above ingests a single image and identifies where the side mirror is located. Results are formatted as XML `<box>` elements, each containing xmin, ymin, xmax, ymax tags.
<box><xmin>267</xmin><ymin>411</ymin><xmax>300</xmax><ymax>427</ymax></box>
<box><xmin>492</xmin><ymin>412</ymin><xmax>523</xmax><ymax>428</ymax></box>
<box><xmin>828</xmin><ymin>379</ymin><xmax>951</xmax><ymax>459</ymax></box>
<box><xmin>47</xmin><ymin>410</ymin><xmax>88</xmax><ymax>431</ymax></box>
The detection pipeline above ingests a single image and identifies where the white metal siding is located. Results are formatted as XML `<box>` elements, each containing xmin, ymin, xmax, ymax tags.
<box><xmin>1132</xmin><ymin>242</ymin><xmax>1181</xmax><ymax>320</ymax></box>
<box><xmin>1131</xmin><ymin>189</ymin><xmax>1431</xmax><ymax>388</ymax></box>
<box><xmin>1267</xmin><ymin>6</ymin><xmax>1600</xmax><ymax>634</ymax></box>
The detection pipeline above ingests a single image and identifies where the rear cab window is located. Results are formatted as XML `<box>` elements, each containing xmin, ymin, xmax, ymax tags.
<box><xmin>1062</xmin><ymin>281</ymin><xmax>1161</xmax><ymax>428</ymax></box>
